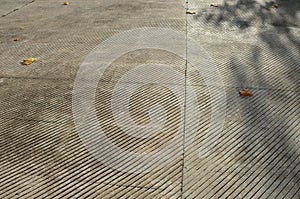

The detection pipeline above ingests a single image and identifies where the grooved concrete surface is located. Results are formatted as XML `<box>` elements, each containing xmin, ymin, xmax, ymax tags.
<box><xmin>0</xmin><ymin>0</ymin><xmax>299</xmax><ymax>198</ymax></box>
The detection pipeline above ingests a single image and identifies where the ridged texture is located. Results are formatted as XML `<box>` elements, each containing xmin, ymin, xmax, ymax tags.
<box><xmin>0</xmin><ymin>0</ymin><xmax>299</xmax><ymax>198</ymax></box>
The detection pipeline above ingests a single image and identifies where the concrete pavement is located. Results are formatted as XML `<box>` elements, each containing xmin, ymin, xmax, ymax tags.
<box><xmin>0</xmin><ymin>0</ymin><xmax>299</xmax><ymax>198</ymax></box>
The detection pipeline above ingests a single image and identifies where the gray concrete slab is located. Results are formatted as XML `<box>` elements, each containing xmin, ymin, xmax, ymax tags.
<box><xmin>0</xmin><ymin>0</ymin><xmax>33</xmax><ymax>17</ymax></box>
<box><xmin>0</xmin><ymin>0</ymin><xmax>299</xmax><ymax>198</ymax></box>
<box><xmin>183</xmin><ymin>0</ymin><xmax>300</xmax><ymax>198</ymax></box>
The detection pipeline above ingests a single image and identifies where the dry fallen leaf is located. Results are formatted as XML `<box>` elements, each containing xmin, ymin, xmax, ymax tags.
<box><xmin>22</xmin><ymin>58</ymin><xmax>37</xmax><ymax>65</ymax></box>
<box><xmin>210</xmin><ymin>3</ymin><xmax>219</xmax><ymax>7</ymax></box>
<box><xmin>63</xmin><ymin>2</ymin><xmax>69</xmax><ymax>5</ymax></box>
<box><xmin>239</xmin><ymin>88</ymin><xmax>253</xmax><ymax>97</ymax></box>
<box><xmin>186</xmin><ymin>10</ymin><xmax>196</xmax><ymax>15</ymax></box>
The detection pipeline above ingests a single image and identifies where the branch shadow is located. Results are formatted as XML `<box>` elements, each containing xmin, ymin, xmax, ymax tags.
<box><xmin>192</xmin><ymin>0</ymin><xmax>300</xmax><ymax>197</ymax></box>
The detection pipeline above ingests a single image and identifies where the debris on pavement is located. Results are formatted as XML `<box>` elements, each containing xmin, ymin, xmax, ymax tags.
<box><xmin>210</xmin><ymin>3</ymin><xmax>219</xmax><ymax>7</ymax></box>
<box><xmin>63</xmin><ymin>2</ymin><xmax>69</xmax><ymax>5</ymax></box>
<box><xmin>22</xmin><ymin>58</ymin><xmax>37</xmax><ymax>65</ymax></box>
<box><xmin>265</xmin><ymin>3</ymin><xmax>279</xmax><ymax>10</ymax></box>
<box><xmin>239</xmin><ymin>88</ymin><xmax>253</xmax><ymax>97</ymax></box>
<box><xmin>13</xmin><ymin>37</ymin><xmax>20</xmax><ymax>41</ymax></box>
<box><xmin>186</xmin><ymin>10</ymin><xmax>196</xmax><ymax>15</ymax></box>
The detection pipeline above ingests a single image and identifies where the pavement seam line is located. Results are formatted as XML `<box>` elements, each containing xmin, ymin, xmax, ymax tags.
<box><xmin>1</xmin><ymin>0</ymin><xmax>35</xmax><ymax>18</ymax></box>
<box><xmin>180</xmin><ymin>0</ymin><xmax>189</xmax><ymax>198</ymax></box>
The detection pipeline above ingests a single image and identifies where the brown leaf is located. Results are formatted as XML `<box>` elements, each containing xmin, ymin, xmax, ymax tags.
<box><xmin>186</xmin><ymin>10</ymin><xmax>196</xmax><ymax>15</ymax></box>
<box><xmin>239</xmin><ymin>89</ymin><xmax>253</xmax><ymax>97</ymax></box>
<box><xmin>210</xmin><ymin>3</ymin><xmax>219</xmax><ymax>7</ymax></box>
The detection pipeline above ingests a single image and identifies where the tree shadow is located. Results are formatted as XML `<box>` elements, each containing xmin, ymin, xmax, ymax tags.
<box><xmin>195</xmin><ymin>0</ymin><xmax>299</xmax><ymax>29</ymax></box>
<box><xmin>192</xmin><ymin>0</ymin><xmax>300</xmax><ymax>197</ymax></box>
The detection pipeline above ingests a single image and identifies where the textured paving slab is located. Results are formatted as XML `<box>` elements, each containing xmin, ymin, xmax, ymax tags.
<box><xmin>183</xmin><ymin>0</ymin><xmax>300</xmax><ymax>198</ymax></box>
<box><xmin>0</xmin><ymin>0</ymin><xmax>299</xmax><ymax>198</ymax></box>
<box><xmin>0</xmin><ymin>117</ymin><xmax>181</xmax><ymax>198</ymax></box>
<box><xmin>0</xmin><ymin>0</ymin><xmax>34</xmax><ymax>17</ymax></box>
<box><xmin>0</xmin><ymin>0</ymin><xmax>185</xmax><ymax>80</ymax></box>
<box><xmin>0</xmin><ymin>1</ymin><xmax>186</xmax><ymax>199</ymax></box>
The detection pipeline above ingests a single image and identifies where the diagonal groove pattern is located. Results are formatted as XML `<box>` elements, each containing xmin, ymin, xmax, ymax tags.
<box><xmin>0</xmin><ymin>0</ymin><xmax>299</xmax><ymax>198</ymax></box>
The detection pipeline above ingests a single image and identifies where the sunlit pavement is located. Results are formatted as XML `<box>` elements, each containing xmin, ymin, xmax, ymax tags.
<box><xmin>0</xmin><ymin>0</ymin><xmax>299</xmax><ymax>198</ymax></box>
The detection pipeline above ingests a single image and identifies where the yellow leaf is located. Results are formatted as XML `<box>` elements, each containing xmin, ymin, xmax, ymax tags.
<box><xmin>22</xmin><ymin>58</ymin><xmax>37</xmax><ymax>65</ymax></box>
